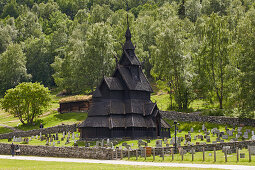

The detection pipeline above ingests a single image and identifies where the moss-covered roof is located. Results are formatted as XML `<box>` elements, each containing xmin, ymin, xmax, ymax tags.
<box><xmin>59</xmin><ymin>95</ymin><xmax>92</xmax><ymax>104</ymax></box>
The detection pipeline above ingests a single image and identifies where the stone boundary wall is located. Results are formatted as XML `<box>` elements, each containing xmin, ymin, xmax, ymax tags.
<box><xmin>160</xmin><ymin>111</ymin><xmax>255</xmax><ymax>127</ymax></box>
<box><xmin>0</xmin><ymin>143</ymin><xmax>112</xmax><ymax>160</ymax></box>
<box><xmin>0</xmin><ymin>124</ymin><xmax>77</xmax><ymax>139</ymax></box>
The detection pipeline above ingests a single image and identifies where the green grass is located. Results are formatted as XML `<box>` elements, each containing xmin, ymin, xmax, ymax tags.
<box><xmin>0</xmin><ymin>94</ymin><xmax>88</xmax><ymax>131</ymax></box>
<box><xmin>0</xmin><ymin>159</ymin><xmax>211</xmax><ymax>170</ymax></box>
<box><xmin>124</xmin><ymin>149</ymin><xmax>255</xmax><ymax>166</ymax></box>
<box><xmin>0</xmin><ymin>127</ymin><xmax>12</xmax><ymax>134</ymax></box>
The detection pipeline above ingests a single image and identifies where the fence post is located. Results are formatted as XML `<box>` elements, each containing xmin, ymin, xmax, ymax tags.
<box><xmin>136</xmin><ymin>149</ymin><xmax>138</xmax><ymax>160</ymax></box>
<box><xmin>128</xmin><ymin>149</ymin><xmax>130</xmax><ymax>160</ymax></box>
<box><xmin>116</xmin><ymin>149</ymin><xmax>118</xmax><ymax>159</ymax></box>
<box><xmin>172</xmin><ymin>148</ymin><xmax>174</xmax><ymax>161</ymax></box>
<box><xmin>203</xmin><ymin>145</ymin><xmax>205</xmax><ymax>162</ymax></box>
<box><xmin>249</xmin><ymin>146</ymin><xmax>251</xmax><ymax>162</ymax></box>
<box><xmin>162</xmin><ymin>147</ymin><xmax>164</xmax><ymax>161</ymax></box>
<box><xmin>153</xmin><ymin>147</ymin><xmax>155</xmax><ymax>161</ymax></box>
<box><xmin>144</xmin><ymin>147</ymin><xmax>146</xmax><ymax>160</ymax></box>
<box><xmin>224</xmin><ymin>150</ymin><xmax>227</xmax><ymax>162</ymax></box>
<box><xmin>192</xmin><ymin>146</ymin><xmax>194</xmax><ymax>162</ymax></box>
<box><xmin>236</xmin><ymin>147</ymin><xmax>239</xmax><ymax>162</ymax></box>
<box><xmin>120</xmin><ymin>149</ymin><xmax>123</xmax><ymax>160</ymax></box>
<box><xmin>214</xmin><ymin>147</ymin><xmax>216</xmax><ymax>162</ymax></box>
<box><xmin>181</xmin><ymin>148</ymin><xmax>183</xmax><ymax>161</ymax></box>
<box><xmin>112</xmin><ymin>150</ymin><xmax>114</xmax><ymax>160</ymax></box>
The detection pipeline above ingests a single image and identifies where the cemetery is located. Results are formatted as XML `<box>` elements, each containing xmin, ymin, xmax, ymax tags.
<box><xmin>0</xmin><ymin>5</ymin><xmax>255</xmax><ymax>169</ymax></box>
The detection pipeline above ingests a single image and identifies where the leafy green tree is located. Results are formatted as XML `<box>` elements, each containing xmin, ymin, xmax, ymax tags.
<box><xmin>23</xmin><ymin>36</ymin><xmax>54</xmax><ymax>86</ymax></box>
<box><xmin>0</xmin><ymin>17</ymin><xmax>17</xmax><ymax>54</ymax></box>
<box><xmin>52</xmin><ymin>22</ymin><xmax>115</xmax><ymax>93</ymax></box>
<box><xmin>90</xmin><ymin>4</ymin><xmax>113</xmax><ymax>23</ymax></box>
<box><xmin>1</xmin><ymin>82</ymin><xmax>51</xmax><ymax>125</ymax></box>
<box><xmin>194</xmin><ymin>14</ymin><xmax>237</xmax><ymax>109</ymax></box>
<box><xmin>185</xmin><ymin>0</ymin><xmax>202</xmax><ymax>22</ymax></box>
<box><xmin>1</xmin><ymin>0</ymin><xmax>19</xmax><ymax>19</ymax></box>
<box><xmin>0</xmin><ymin>43</ymin><xmax>31</xmax><ymax>95</ymax></box>
<box><xmin>150</xmin><ymin>16</ymin><xmax>194</xmax><ymax>110</ymax></box>
<box><xmin>236</xmin><ymin>7</ymin><xmax>255</xmax><ymax>117</ymax></box>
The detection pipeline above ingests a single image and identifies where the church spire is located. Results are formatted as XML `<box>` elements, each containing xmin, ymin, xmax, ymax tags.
<box><xmin>124</xmin><ymin>14</ymin><xmax>135</xmax><ymax>50</ymax></box>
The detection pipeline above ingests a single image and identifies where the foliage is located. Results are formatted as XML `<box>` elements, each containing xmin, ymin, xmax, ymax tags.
<box><xmin>0</xmin><ymin>43</ymin><xmax>31</xmax><ymax>95</ymax></box>
<box><xmin>1</xmin><ymin>82</ymin><xmax>51</xmax><ymax>125</ymax></box>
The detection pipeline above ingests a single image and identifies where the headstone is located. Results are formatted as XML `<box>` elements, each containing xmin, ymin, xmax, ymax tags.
<box><xmin>220</xmin><ymin>140</ymin><xmax>225</xmax><ymax>143</ymax></box>
<box><xmin>52</xmin><ymin>135</ymin><xmax>55</xmax><ymax>140</ymax></box>
<box><xmin>36</xmin><ymin>135</ymin><xmax>38</xmax><ymax>139</ymax></box>
<box><xmin>107</xmin><ymin>138</ymin><xmax>110</xmax><ymax>144</ymax></box>
<box><xmin>57</xmin><ymin>141</ymin><xmax>60</xmax><ymax>144</ymax></box>
<box><xmin>202</xmin><ymin>124</ymin><xmax>205</xmax><ymax>131</ymax></box>
<box><xmin>31</xmin><ymin>136</ymin><xmax>34</xmax><ymax>139</ymax></box>
<box><xmin>76</xmin><ymin>134</ymin><xmax>79</xmax><ymax>138</ymax></box>
<box><xmin>246</xmin><ymin>129</ymin><xmax>251</xmax><ymax>133</ymax></box>
<box><xmin>252</xmin><ymin>131</ymin><xmax>254</xmax><ymax>136</ymax></box>
<box><xmin>101</xmin><ymin>139</ymin><xmax>104</xmax><ymax>147</ymax></box>
<box><xmin>46</xmin><ymin>141</ymin><xmax>49</xmax><ymax>145</ymax></box>
<box><xmin>249</xmin><ymin>146</ymin><xmax>255</xmax><ymax>155</ymax></box>
<box><xmin>252</xmin><ymin>135</ymin><xmax>255</xmax><ymax>141</ymax></box>
<box><xmin>212</xmin><ymin>141</ymin><xmax>217</xmax><ymax>144</ymax></box>
<box><xmin>190</xmin><ymin>127</ymin><xmax>194</xmax><ymax>133</ymax></box>
<box><xmin>53</xmin><ymin>142</ymin><xmax>55</xmax><ymax>147</ymax></box>
<box><xmin>68</xmin><ymin>132</ymin><xmax>70</xmax><ymax>138</ymax></box>
<box><xmin>63</xmin><ymin>131</ymin><xmax>65</xmax><ymax>138</ymax></box>
<box><xmin>96</xmin><ymin>141</ymin><xmax>100</xmax><ymax>147</ymax></box>
<box><xmin>50</xmin><ymin>137</ymin><xmax>53</xmax><ymax>142</ymax></box>
<box><xmin>209</xmin><ymin>153</ymin><xmax>212</xmax><ymax>156</ymax></box>
<box><xmin>56</xmin><ymin>133</ymin><xmax>59</xmax><ymax>140</ymax></box>
<box><xmin>156</xmin><ymin>140</ymin><xmax>162</xmax><ymax>147</ymax></box>
<box><xmin>72</xmin><ymin>132</ymin><xmax>75</xmax><ymax>140</ymax></box>
<box><xmin>243</xmin><ymin>132</ymin><xmax>249</xmax><ymax>139</ymax></box>
<box><xmin>222</xmin><ymin>135</ymin><xmax>228</xmax><ymax>140</ymax></box>
<box><xmin>194</xmin><ymin>136</ymin><xmax>197</xmax><ymax>140</ymax></box>
<box><xmin>122</xmin><ymin>142</ymin><xmax>127</xmax><ymax>146</ymax></box>
<box><xmin>40</xmin><ymin>132</ymin><xmax>42</xmax><ymax>139</ymax></box>
<box><xmin>236</xmin><ymin>134</ymin><xmax>240</xmax><ymax>139</ymax></box>
<box><xmin>229</xmin><ymin>131</ymin><xmax>233</xmax><ymax>136</ymax></box>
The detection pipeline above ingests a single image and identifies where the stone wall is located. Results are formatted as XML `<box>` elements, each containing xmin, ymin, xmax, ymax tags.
<box><xmin>0</xmin><ymin>124</ymin><xmax>77</xmax><ymax>139</ymax></box>
<box><xmin>0</xmin><ymin>143</ymin><xmax>112</xmax><ymax>160</ymax></box>
<box><xmin>161</xmin><ymin>111</ymin><xmax>255</xmax><ymax>127</ymax></box>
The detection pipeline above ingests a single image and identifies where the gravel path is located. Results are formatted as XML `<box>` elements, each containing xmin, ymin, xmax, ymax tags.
<box><xmin>0</xmin><ymin>155</ymin><xmax>254</xmax><ymax>170</ymax></box>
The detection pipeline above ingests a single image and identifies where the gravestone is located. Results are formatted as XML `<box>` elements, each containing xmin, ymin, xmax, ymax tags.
<box><xmin>212</xmin><ymin>141</ymin><xmax>217</xmax><ymax>144</ymax></box>
<box><xmin>46</xmin><ymin>141</ymin><xmax>49</xmax><ymax>145</ymax></box>
<box><xmin>63</xmin><ymin>131</ymin><xmax>65</xmax><ymax>138</ymax></box>
<box><xmin>252</xmin><ymin>131</ymin><xmax>254</xmax><ymax>136</ymax></box>
<box><xmin>209</xmin><ymin>153</ymin><xmax>212</xmax><ymax>156</ymax></box>
<box><xmin>206</xmin><ymin>136</ymin><xmax>210</xmax><ymax>142</ymax></box>
<box><xmin>72</xmin><ymin>132</ymin><xmax>75</xmax><ymax>140</ymax></box>
<box><xmin>68</xmin><ymin>132</ymin><xmax>70</xmax><ymax>138</ymax></box>
<box><xmin>56</xmin><ymin>133</ymin><xmax>59</xmax><ymax>140</ymax></box>
<box><xmin>229</xmin><ymin>131</ymin><xmax>233</xmax><ymax>136</ymax></box>
<box><xmin>76</xmin><ymin>134</ymin><xmax>79</xmax><ymax>138</ymax></box>
<box><xmin>156</xmin><ymin>140</ymin><xmax>162</xmax><ymax>147</ymax></box>
<box><xmin>249</xmin><ymin>146</ymin><xmax>255</xmax><ymax>155</ymax></box>
<box><xmin>198</xmin><ymin>130</ymin><xmax>201</xmax><ymax>133</ymax></box>
<box><xmin>57</xmin><ymin>141</ymin><xmax>60</xmax><ymax>144</ymax></box>
<box><xmin>96</xmin><ymin>141</ymin><xmax>100</xmax><ymax>147</ymax></box>
<box><xmin>240</xmin><ymin>153</ymin><xmax>245</xmax><ymax>158</ymax></box>
<box><xmin>50</xmin><ymin>137</ymin><xmax>53</xmax><ymax>142</ymax></box>
<box><xmin>202</xmin><ymin>124</ymin><xmax>205</xmax><ymax>131</ymax></box>
<box><xmin>246</xmin><ymin>129</ymin><xmax>251</xmax><ymax>133</ymax></box>
<box><xmin>107</xmin><ymin>138</ymin><xmax>110</xmax><ymax>145</ymax></box>
<box><xmin>243</xmin><ymin>132</ymin><xmax>249</xmax><ymax>139</ymax></box>
<box><xmin>36</xmin><ymin>135</ymin><xmax>38</xmax><ymax>139</ymax></box>
<box><xmin>194</xmin><ymin>136</ymin><xmax>197</xmax><ymax>140</ymax></box>
<box><xmin>40</xmin><ymin>132</ymin><xmax>42</xmax><ymax>139</ymax></box>
<box><xmin>122</xmin><ymin>142</ymin><xmax>127</xmax><ymax>146</ymax></box>
<box><xmin>236</xmin><ymin>134</ymin><xmax>240</xmax><ymax>139</ymax></box>
<box><xmin>190</xmin><ymin>128</ymin><xmax>194</xmax><ymax>133</ymax></box>
<box><xmin>52</xmin><ymin>135</ymin><xmax>55</xmax><ymax>140</ymax></box>
<box><xmin>237</xmin><ymin>127</ymin><xmax>242</xmax><ymax>131</ymax></box>
<box><xmin>252</xmin><ymin>135</ymin><xmax>255</xmax><ymax>141</ymax></box>
<box><xmin>222</xmin><ymin>135</ymin><xmax>228</xmax><ymax>140</ymax></box>
<box><xmin>101</xmin><ymin>139</ymin><xmax>104</xmax><ymax>147</ymax></box>
<box><xmin>220</xmin><ymin>140</ymin><xmax>225</xmax><ymax>143</ymax></box>
<box><xmin>53</xmin><ymin>142</ymin><xmax>55</xmax><ymax>147</ymax></box>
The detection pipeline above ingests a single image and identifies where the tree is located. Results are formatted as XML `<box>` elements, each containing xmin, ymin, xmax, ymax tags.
<box><xmin>194</xmin><ymin>14</ymin><xmax>237</xmax><ymax>109</ymax></box>
<box><xmin>236</xmin><ymin>7</ymin><xmax>255</xmax><ymax>117</ymax></box>
<box><xmin>0</xmin><ymin>43</ymin><xmax>31</xmax><ymax>95</ymax></box>
<box><xmin>1</xmin><ymin>82</ymin><xmax>51</xmax><ymax>125</ymax></box>
<box><xmin>150</xmin><ymin>16</ymin><xmax>194</xmax><ymax>110</ymax></box>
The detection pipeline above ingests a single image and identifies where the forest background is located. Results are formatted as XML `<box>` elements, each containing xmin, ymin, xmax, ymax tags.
<box><xmin>0</xmin><ymin>0</ymin><xmax>254</xmax><ymax>118</ymax></box>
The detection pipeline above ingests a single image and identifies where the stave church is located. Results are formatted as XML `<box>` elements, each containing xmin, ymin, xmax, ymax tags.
<box><xmin>79</xmin><ymin>19</ymin><xmax>171</xmax><ymax>139</ymax></box>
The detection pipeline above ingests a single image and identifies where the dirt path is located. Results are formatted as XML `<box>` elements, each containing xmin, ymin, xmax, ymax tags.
<box><xmin>0</xmin><ymin>155</ymin><xmax>254</xmax><ymax>170</ymax></box>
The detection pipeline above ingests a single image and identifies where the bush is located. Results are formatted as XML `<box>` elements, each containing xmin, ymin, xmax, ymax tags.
<box><xmin>202</xmin><ymin>109</ymin><xmax>225</xmax><ymax>116</ymax></box>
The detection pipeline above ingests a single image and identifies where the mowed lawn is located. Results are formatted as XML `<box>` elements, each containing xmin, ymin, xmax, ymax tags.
<box><xmin>0</xmin><ymin>159</ymin><xmax>213</xmax><ymax>170</ymax></box>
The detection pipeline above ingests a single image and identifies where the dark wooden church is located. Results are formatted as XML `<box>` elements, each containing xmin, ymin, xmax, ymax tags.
<box><xmin>79</xmin><ymin>22</ymin><xmax>170</xmax><ymax>139</ymax></box>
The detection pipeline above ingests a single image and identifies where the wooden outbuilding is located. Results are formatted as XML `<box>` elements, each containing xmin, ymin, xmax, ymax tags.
<box><xmin>79</xmin><ymin>21</ymin><xmax>170</xmax><ymax>139</ymax></box>
<box><xmin>58</xmin><ymin>95</ymin><xmax>92</xmax><ymax>113</ymax></box>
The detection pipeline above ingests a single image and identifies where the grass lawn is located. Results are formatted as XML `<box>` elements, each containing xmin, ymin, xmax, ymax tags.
<box><xmin>124</xmin><ymin>149</ymin><xmax>255</xmax><ymax>166</ymax></box>
<box><xmin>0</xmin><ymin>159</ymin><xmax>212</xmax><ymax>170</ymax></box>
<box><xmin>0</xmin><ymin>127</ymin><xmax>12</xmax><ymax>134</ymax></box>
<box><xmin>0</xmin><ymin>94</ymin><xmax>88</xmax><ymax>131</ymax></box>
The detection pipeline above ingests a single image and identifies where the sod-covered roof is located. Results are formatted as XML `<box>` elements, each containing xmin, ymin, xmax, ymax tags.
<box><xmin>59</xmin><ymin>95</ymin><xmax>92</xmax><ymax>104</ymax></box>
